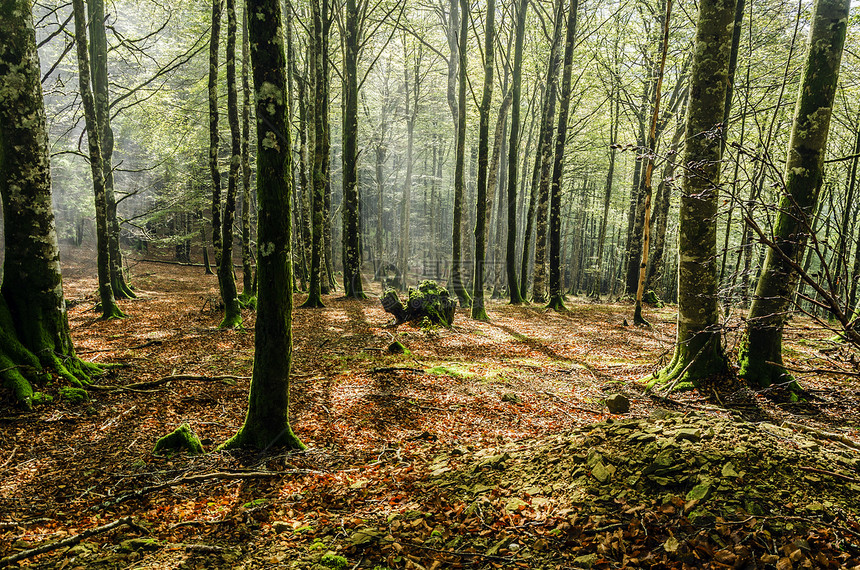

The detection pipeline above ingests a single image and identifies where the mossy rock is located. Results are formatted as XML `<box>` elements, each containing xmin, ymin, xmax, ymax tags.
<box><xmin>381</xmin><ymin>281</ymin><xmax>456</xmax><ymax>327</ymax></box>
<box><xmin>643</xmin><ymin>290</ymin><xmax>664</xmax><ymax>308</ymax></box>
<box><xmin>59</xmin><ymin>386</ymin><xmax>89</xmax><ymax>404</ymax></box>
<box><xmin>320</xmin><ymin>552</ymin><xmax>349</xmax><ymax>569</ymax></box>
<box><xmin>153</xmin><ymin>423</ymin><xmax>204</xmax><ymax>455</ymax></box>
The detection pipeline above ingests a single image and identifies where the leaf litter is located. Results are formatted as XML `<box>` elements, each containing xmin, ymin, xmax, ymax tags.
<box><xmin>0</xmin><ymin>246</ymin><xmax>859</xmax><ymax>568</ymax></box>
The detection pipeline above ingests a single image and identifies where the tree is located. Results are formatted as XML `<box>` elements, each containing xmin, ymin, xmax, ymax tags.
<box><xmin>646</xmin><ymin>0</ymin><xmax>737</xmax><ymax>390</ymax></box>
<box><xmin>222</xmin><ymin>0</ymin><xmax>304</xmax><ymax>450</ymax></box>
<box><xmin>738</xmin><ymin>0</ymin><xmax>849</xmax><ymax>388</ymax></box>
<box><xmin>0</xmin><ymin>0</ymin><xmax>100</xmax><ymax>407</ymax></box>
<box><xmin>240</xmin><ymin>7</ymin><xmax>255</xmax><ymax>302</ymax></box>
<box><xmin>546</xmin><ymin>0</ymin><xmax>579</xmax><ymax>311</ymax></box>
<box><xmin>209</xmin><ymin>0</ymin><xmax>224</xmax><ymax>268</ymax></box>
<box><xmin>341</xmin><ymin>0</ymin><xmax>366</xmax><ymax>298</ymax></box>
<box><xmin>73</xmin><ymin>0</ymin><xmax>125</xmax><ymax>320</ymax></box>
<box><xmin>87</xmin><ymin>0</ymin><xmax>135</xmax><ymax>300</ymax></box>
<box><xmin>217</xmin><ymin>0</ymin><xmax>242</xmax><ymax>328</ymax></box>
<box><xmin>505</xmin><ymin>0</ymin><xmax>528</xmax><ymax>305</ymax></box>
<box><xmin>449</xmin><ymin>0</ymin><xmax>471</xmax><ymax>307</ymax></box>
<box><xmin>471</xmin><ymin>0</ymin><xmax>497</xmax><ymax>321</ymax></box>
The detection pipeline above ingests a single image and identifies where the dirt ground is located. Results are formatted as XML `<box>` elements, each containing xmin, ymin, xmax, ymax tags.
<box><xmin>1</xmin><ymin>244</ymin><xmax>859</xmax><ymax>569</ymax></box>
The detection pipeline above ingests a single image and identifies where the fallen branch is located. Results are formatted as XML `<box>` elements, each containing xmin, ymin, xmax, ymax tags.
<box><xmin>782</xmin><ymin>421</ymin><xmax>860</xmax><ymax>450</ymax></box>
<box><xmin>106</xmin><ymin>470</ymin><xmax>310</xmax><ymax>506</ymax></box>
<box><xmin>0</xmin><ymin>516</ymin><xmax>134</xmax><ymax>568</ymax></box>
<box><xmin>141</xmin><ymin>258</ymin><xmax>242</xmax><ymax>269</ymax></box>
<box><xmin>90</xmin><ymin>375</ymin><xmax>247</xmax><ymax>392</ymax></box>
<box><xmin>798</xmin><ymin>466</ymin><xmax>860</xmax><ymax>484</ymax></box>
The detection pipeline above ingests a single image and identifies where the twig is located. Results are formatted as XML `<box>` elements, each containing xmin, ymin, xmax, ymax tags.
<box><xmin>106</xmin><ymin>470</ymin><xmax>311</xmax><ymax>506</ymax></box>
<box><xmin>798</xmin><ymin>466</ymin><xmax>860</xmax><ymax>484</ymax></box>
<box><xmin>1</xmin><ymin>446</ymin><xmax>17</xmax><ymax>470</ymax></box>
<box><xmin>406</xmin><ymin>541</ymin><xmax>514</xmax><ymax>562</ymax></box>
<box><xmin>0</xmin><ymin>516</ymin><xmax>134</xmax><ymax>567</ymax></box>
<box><xmin>782</xmin><ymin>421</ymin><xmax>860</xmax><ymax>450</ymax></box>
<box><xmin>90</xmin><ymin>375</ymin><xmax>247</xmax><ymax>391</ymax></box>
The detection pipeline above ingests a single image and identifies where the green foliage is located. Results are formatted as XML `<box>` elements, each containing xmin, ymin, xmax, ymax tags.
<box><xmin>319</xmin><ymin>552</ymin><xmax>348</xmax><ymax>569</ymax></box>
<box><xmin>59</xmin><ymin>386</ymin><xmax>89</xmax><ymax>403</ymax></box>
<box><xmin>30</xmin><ymin>392</ymin><xmax>53</xmax><ymax>406</ymax></box>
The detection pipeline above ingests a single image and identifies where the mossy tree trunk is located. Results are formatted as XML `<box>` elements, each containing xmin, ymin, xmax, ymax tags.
<box><xmin>341</xmin><ymin>0</ymin><xmax>366</xmax><ymax>299</ymax></box>
<box><xmin>301</xmin><ymin>0</ymin><xmax>327</xmax><ymax>308</ymax></box>
<box><xmin>217</xmin><ymin>0</ymin><xmax>242</xmax><ymax>329</ymax></box>
<box><xmin>505</xmin><ymin>0</ymin><xmax>528</xmax><ymax>305</ymax></box>
<box><xmin>209</xmin><ymin>0</ymin><xmax>223</xmax><ymax>268</ymax></box>
<box><xmin>222</xmin><ymin>0</ymin><xmax>304</xmax><ymax>451</ymax></box>
<box><xmin>546</xmin><ymin>0</ymin><xmax>578</xmax><ymax>312</ymax></box>
<box><xmin>240</xmin><ymin>7</ymin><xmax>255</xmax><ymax>301</ymax></box>
<box><xmin>0</xmin><ymin>0</ymin><xmax>100</xmax><ymax>407</ymax></box>
<box><xmin>529</xmin><ymin>0</ymin><xmax>563</xmax><ymax>304</ymax></box>
<box><xmin>738</xmin><ymin>0</ymin><xmax>849</xmax><ymax>388</ymax></box>
<box><xmin>73</xmin><ymin>0</ymin><xmax>124</xmax><ymax>320</ymax></box>
<box><xmin>449</xmin><ymin>0</ymin><xmax>472</xmax><ymax>308</ymax></box>
<box><xmin>88</xmin><ymin>0</ymin><xmax>135</xmax><ymax>300</ymax></box>
<box><xmin>645</xmin><ymin>0</ymin><xmax>737</xmax><ymax>390</ymax></box>
<box><xmin>471</xmin><ymin>0</ymin><xmax>496</xmax><ymax>322</ymax></box>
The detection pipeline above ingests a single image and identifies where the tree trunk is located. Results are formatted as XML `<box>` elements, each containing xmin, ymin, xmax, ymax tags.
<box><xmin>73</xmin><ymin>0</ymin><xmax>124</xmax><ymax>320</ymax></box>
<box><xmin>221</xmin><ymin>0</ymin><xmax>304</xmax><ymax>451</ymax></box>
<box><xmin>209</xmin><ymin>0</ymin><xmax>223</xmax><ymax>266</ymax></box>
<box><xmin>449</xmin><ymin>0</ymin><xmax>472</xmax><ymax>307</ymax></box>
<box><xmin>240</xmin><ymin>7</ymin><xmax>255</xmax><ymax>301</ymax></box>
<box><xmin>0</xmin><ymin>0</ymin><xmax>101</xmax><ymax>407</ymax></box>
<box><xmin>634</xmin><ymin>0</ymin><xmax>672</xmax><ymax>325</ymax></box>
<box><xmin>88</xmin><ymin>0</ymin><xmax>135</xmax><ymax>300</ymax></box>
<box><xmin>546</xmin><ymin>0</ymin><xmax>578</xmax><ymax>311</ymax></box>
<box><xmin>738</xmin><ymin>0</ymin><xmax>849</xmax><ymax>388</ymax></box>
<box><xmin>530</xmin><ymin>0</ymin><xmax>564</xmax><ymax>304</ymax></box>
<box><xmin>217</xmin><ymin>0</ymin><xmax>242</xmax><ymax>328</ymax></box>
<box><xmin>341</xmin><ymin>0</ymin><xmax>366</xmax><ymax>298</ymax></box>
<box><xmin>505</xmin><ymin>0</ymin><xmax>528</xmax><ymax>305</ymax></box>
<box><xmin>471</xmin><ymin>0</ymin><xmax>497</xmax><ymax>321</ymax></box>
<box><xmin>646</xmin><ymin>0</ymin><xmax>737</xmax><ymax>390</ymax></box>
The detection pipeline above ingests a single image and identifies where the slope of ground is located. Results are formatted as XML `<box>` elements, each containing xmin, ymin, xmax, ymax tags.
<box><xmin>0</xmin><ymin>245</ymin><xmax>859</xmax><ymax>569</ymax></box>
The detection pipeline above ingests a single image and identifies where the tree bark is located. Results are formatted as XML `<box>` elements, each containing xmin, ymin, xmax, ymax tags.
<box><xmin>646</xmin><ymin>0</ymin><xmax>737</xmax><ymax>390</ymax></box>
<box><xmin>73</xmin><ymin>0</ymin><xmax>124</xmax><ymax>320</ymax></box>
<box><xmin>547</xmin><ymin>0</ymin><xmax>579</xmax><ymax>311</ymax></box>
<box><xmin>222</xmin><ymin>0</ymin><xmax>304</xmax><ymax>451</ymax></box>
<box><xmin>209</xmin><ymin>0</ymin><xmax>223</xmax><ymax>267</ymax></box>
<box><xmin>738</xmin><ymin>0</ymin><xmax>849</xmax><ymax>388</ymax></box>
<box><xmin>0</xmin><ymin>0</ymin><xmax>101</xmax><ymax>407</ymax></box>
<box><xmin>240</xmin><ymin>7</ymin><xmax>254</xmax><ymax>300</ymax></box>
<box><xmin>471</xmin><ymin>0</ymin><xmax>497</xmax><ymax>321</ymax></box>
<box><xmin>450</xmin><ymin>0</ymin><xmax>472</xmax><ymax>307</ymax></box>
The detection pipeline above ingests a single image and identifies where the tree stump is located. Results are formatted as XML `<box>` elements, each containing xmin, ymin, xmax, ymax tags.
<box><xmin>381</xmin><ymin>280</ymin><xmax>457</xmax><ymax>327</ymax></box>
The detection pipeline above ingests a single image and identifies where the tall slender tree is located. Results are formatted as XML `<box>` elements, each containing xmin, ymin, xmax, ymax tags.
<box><xmin>738</xmin><ymin>0</ymin><xmax>849</xmax><ymax>388</ymax></box>
<box><xmin>73</xmin><ymin>0</ymin><xmax>124</xmax><ymax>320</ymax></box>
<box><xmin>450</xmin><ymin>0</ymin><xmax>472</xmax><ymax>307</ymax></box>
<box><xmin>471</xmin><ymin>0</ymin><xmax>497</xmax><ymax>321</ymax></box>
<box><xmin>222</xmin><ymin>0</ymin><xmax>304</xmax><ymax>451</ymax></box>
<box><xmin>505</xmin><ymin>0</ymin><xmax>528</xmax><ymax>305</ymax></box>
<box><xmin>646</xmin><ymin>0</ymin><xmax>737</xmax><ymax>390</ymax></box>
<box><xmin>240</xmin><ymin>7</ymin><xmax>255</xmax><ymax>302</ymax></box>
<box><xmin>546</xmin><ymin>0</ymin><xmax>579</xmax><ymax>311</ymax></box>
<box><xmin>217</xmin><ymin>0</ymin><xmax>242</xmax><ymax>328</ymax></box>
<box><xmin>209</xmin><ymin>0</ymin><xmax>223</xmax><ymax>266</ymax></box>
<box><xmin>88</xmin><ymin>0</ymin><xmax>135</xmax><ymax>300</ymax></box>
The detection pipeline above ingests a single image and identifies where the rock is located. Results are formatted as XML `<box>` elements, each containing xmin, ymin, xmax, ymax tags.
<box><xmin>721</xmin><ymin>462</ymin><xmax>740</xmax><ymax>478</ymax></box>
<box><xmin>505</xmin><ymin>497</ymin><xmax>528</xmax><ymax>512</ymax></box>
<box><xmin>686</xmin><ymin>483</ymin><xmax>713</xmax><ymax>501</ymax></box>
<box><xmin>572</xmin><ymin>553</ymin><xmax>598</xmax><ymax>568</ymax></box>
<box><xmin>605</xmin><ymin>393</ymin><xmax>630</xmax><ymax>414</ymax></box>
<box><xmin>349</xmin><ymin>527</ymin><xmax>382</xmax><ymax>546</ymax></box>
<box><xmin>501</xmin><ymin>392</ymin><xmax>521</xmax><ymax>404</ymax></box>
<box><xmin>272</xmin><ymin>521</ymin><xmax>291</xmax><ymax>534</ymax></box>
<box><xmin>674</xmin><ymin>428</ymin><xmax>701</xmax><ymax>442</ymax></box>
<box><xmin>592</xmin><ymin>462</ymin><xmax>611</xmax><ymax>484</ymax></box>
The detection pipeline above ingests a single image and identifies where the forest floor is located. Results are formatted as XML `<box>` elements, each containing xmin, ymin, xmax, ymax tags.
<box><xmin>2</xmin><ymin>245</ymin><xmax>860</xmax><ymax>569</ymax></box>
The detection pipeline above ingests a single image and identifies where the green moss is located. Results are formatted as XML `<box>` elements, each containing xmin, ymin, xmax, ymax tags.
<box><xmin>30</xmin><ymin>391</ymin><xmax>53</xmax><ymax>405</ymax></box>
<box><xmin>59</xmin><ymin>386</ymin><xmax>89</xmax><ymax>403</ymax></box>
<box><xmin>320</xmin><ymin>552</ymin><xmax>348</xmax><ymax>569</ymax></box>
<box><xmin>428</xmin><ymin>364</ymin><xmax>475</xmax><ymax>379</ymax></box>
<box><xmin>153</xmin><ymin>423</ymin><xmax>204</xmax><ymax>455</ymax></box>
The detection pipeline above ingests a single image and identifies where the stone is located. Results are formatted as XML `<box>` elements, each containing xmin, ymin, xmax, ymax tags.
<box><xmin>501</xmin><ymin>392</ymin><xmax>521</xmax><ymax>404</ymax></box>
<box><xmin>686</xmin><ymin>483</ymin><xmax>713</xmax><ymax>502</ymax></box>
<box><xmin>349</xmin><ymin>527</ymin><xmax>382</xmax><ymax>546</ymax></box>
<box><xmin>272</xmin><ymin>521</ymin><xmax>291</xmax><ymax>534</ymax></box>
<box><xmin>674</xmin><ymin>428</ymin><xmax>701</xmax><ymax>442</ymax></box>
<box><xmin>721</xmin><ymin>462</ymin><xmax>740</xmax><ymax>478</ymax></box>
<box><xmin>505</xmin><ymin>497</ymin><xmax>528</xmax><ymax>512</ymax></box>
<box><xmin>605</xmin><ymin>393</ymin><xmax>630</xmax><ymax>414</ymax></box>
<box><xmin>572</xmin><ymin>553</ymin><xmax>598</xmax><ymax>568</ymax></box>
<box><xmin>592</xmin><ymin>462</ymin><xmax>611</xmax><ymax>484</ymax></box>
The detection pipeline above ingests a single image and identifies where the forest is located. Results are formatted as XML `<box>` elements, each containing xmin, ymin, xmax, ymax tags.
<box><xmin>2</xmin><ymin>0</ymin><xmax>860</xmax><ymax>567</ymax></box>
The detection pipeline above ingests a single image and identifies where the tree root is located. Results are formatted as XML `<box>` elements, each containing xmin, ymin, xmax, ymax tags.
<box><xmin>90</xmin><ymin>374</ymin><xmax>246</xmax><ymax>392</ymax></box>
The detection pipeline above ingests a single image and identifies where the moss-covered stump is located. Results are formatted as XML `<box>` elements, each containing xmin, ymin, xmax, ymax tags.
<box><xmin>643</xmin><ymin>290</ymin><xmax>664</xmax><ymax>308</ymax></box>
<box><xmin>153</xmin><ymin>423</ymin><xmax>204</xmax><ymax>455</ymax></box>
<box><xmin>380</xmin><ymin>281</ymin><xmax>456</xmax><ymax>327</ymax></box>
